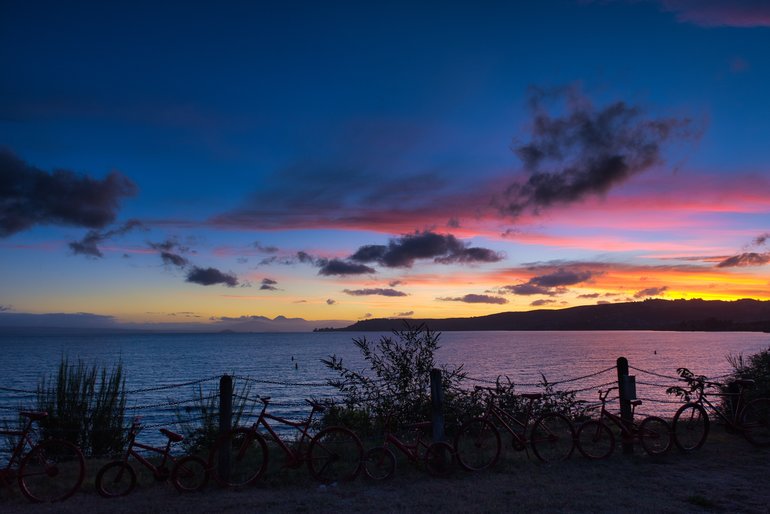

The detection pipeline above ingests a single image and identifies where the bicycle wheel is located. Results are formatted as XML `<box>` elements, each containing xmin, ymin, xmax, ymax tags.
<box><xmin>18</xmin><ymin>438</ymin><xmax>85</xmax><ymax>502</ymax></box>
<box><xmin>530</xmin><ymin>413</ymin><xmax>575</xmax><ymax>462</ymax></box>
<box><xmin>672</xmin><ymin>403</ymin><xmax>709</xmax><ymax>451</ymax></box>
<box><xmin>208</xmin><ymin>428</ymin><xmax>268</xmax><ymax>487</ymax></box>
<box><xmin>308</xmin><ymin>426</ymin><xmax>363</xmax><ymax>483</ymax></box>
<box><xmin>454</xmin><ymin>418</ymin><xmax>500</xmax><ymax>471</ymax></box>
<box><xmin>95</xmin><ymin>461</ymin><xmax>136</xmax><ymax>498</ymax></box>
<box><xmin>740</xmin><ymin>397</ymin><xmax>770</xmax><ymax>447</ymax></box>
<box><xmin>576</xmin><ymin>420</ymin><xmax>614</xmax><ymax>459</ymax></box>
<box><xmin>363</xmin><ymin>446</ymin><xmax>395</xmax><ymax>480</ymax></box>
<box><xmin>172</xmin><ymin>455</ymin><xmax>209</xmax><ymax>492</ymax></box>
<box><xmin>424</xmin><ymin>441</ymin><xmax>455</xmax><ymax>477</ymax></box>
<box><xmin>639</xmin><ymin>416</ymin><xmax>671</xmax><ymax>455</ymax></box>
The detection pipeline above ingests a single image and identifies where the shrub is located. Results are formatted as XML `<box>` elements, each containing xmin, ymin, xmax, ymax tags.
<box><xmin>35</xmin><ymin>357</ymin><xmax>126</xmax><ymax>457</ymax></box>
<box><xmin>727</xmin><ymin>346</ymin><xmax>770</xmax><ymax>403</ymax></box>
<box><xmin>321</xmin><ymin>323</ymin><xmax>466</xmax><ymax>435</ymax></box>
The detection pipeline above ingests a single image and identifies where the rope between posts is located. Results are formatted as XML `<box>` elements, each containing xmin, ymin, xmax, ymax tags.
<box><xmin>232</xmin><ymin>375</ymin><xmax>330</xmax><ymax>387</ymax></box>
<box><xmin>125</xmin><ymin>375</ymin><xmax>220</xmax><ymax>394</ymax></box>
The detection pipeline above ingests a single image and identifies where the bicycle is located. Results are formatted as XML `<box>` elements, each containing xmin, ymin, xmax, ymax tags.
<box><xmin>453</xmin><ymin>386</ymin><xmax>575</xmax><ymax>471</ymax></box>
<box><xmin>576</xmin><ymin>387</ymin><xmax>671</xmax><ymax>459</ymax></box>
<box><xmin>667</xmin><ymin>367</ymin><xmax>770</xmax><ymax>451</ymax></box>
<box><xmin>209</xmin><ymin>397</ymin><xmax>363</xmax><ymax>486</ymax></box>
<box><xmin>0</xmin><ymin>410</ymin><xmax>85</xmax><ymax>503</ymax></box>
<box><xmin>363</xmin><ymin>413</ymin><xmax>455</xmax><ymax>480</ymax></box>
<box><xmin>95</xmin><ymin>417</ymin><xmax>208</xmax><ymax>497</ymax></box>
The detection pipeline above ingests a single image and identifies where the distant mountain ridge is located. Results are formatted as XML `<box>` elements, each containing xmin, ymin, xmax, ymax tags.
<box><xmin>338</xmin><ymin>299</ymin><xmax>770</xmax><ymax>332</ymax></box>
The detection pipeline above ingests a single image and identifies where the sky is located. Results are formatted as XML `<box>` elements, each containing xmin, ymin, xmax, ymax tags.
<box><xmin>1</xmin><ymin>0</ymin><xmax>770</xmax><ymax>330</ymax></box>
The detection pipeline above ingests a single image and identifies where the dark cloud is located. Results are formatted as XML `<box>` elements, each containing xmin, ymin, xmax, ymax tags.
<box><xmin>389</xmin><ymin>280</ymin><xmax>404</xmax><ymax>287</ymax></box>
<box><xmin>150</xmin><ymin>240</ymin><xmax>191</xmax><ymax>269</ymax></box>
<box><xmin>350</xmin><ymin>231</ymin><xmax>503</xmax><ymax>268</ymax></box>
<box><xmin>69</xmin><ymin>219</ymin><xmax>143</xmax><ymax>258</ymax></box>
<box><xmin>0</xmin><ymin>149</ymin><xmax>137</xmax><ymax>237</ymax></box>
<box><xmin>716</xmin><ymin>252</ymin><xmax>770</xmax><ymax>268</ymax></box>
<box><xmin>501</xmin><ymin>268</ymin><xmax>594</xmax><ymax>296</ymax></box>
<box><xmin>634</xmin><ymin>286</ymin><xmax>668</xmax><ymax>299</ymax></box>
<box><xmin>260</xmin><ymin>278</ymin><xmax>279</xmax><ymax>291</ymax></box>
<box><xmin>657</xmin><ymin>0</ymin><xmax>770</xmax><ymax>27</ymax></box>
<box><xmin>186</xmin><ymin>267</ymin><xmax>238</xmax><ymax>287</ymax></box>
<box><xmin>160</xmin><ymin>251</ymin><xmax>189</xmax><ymax>267</ymax></box>
<box><xmin>578</xmin><ymin>293</ymin><xmax>600</xmax><ymax>299</ymax></box>
<box><xmin>531</xmin><ymin>299</ymin><xmax>557</xmax><ymax>307</ymax></box>
<box><xmin>253</xmin><ymin>241</ymin><xmax>279</xmax><ymax>253</ymax></box>
<box><xmin>318</xmin><ymin>259</ymin><xmax>376</xmax><ymax>276</ymax></box>
<box><xmin>394</xmin><ymin>311</ymin><xmax>414</xmax><ymax>317</ymax></box>
<box><xmin>437</xmin><ymin>294</ymin><xmax>508</xmax><ymax>305</ymax></box>
<box><xmin>326</xmin><ymin>298</ymin><xmax>336</xmax><ymax>305</ymax></box>
<box><xmin>502</xmin><ymin>86</ymin><xmax>696</xmax><ymax>216</ymax></box>
<box><xmin>752</xmin><ymin>233</ymin><xmax>770</xmax><ymax>247</ymax></box>
<box><xmin>343</xmin><ymin>288</ymin><xmax>407</xmax><ymax>297</ymax></box>
<box><xmin>0</xmin><ymin>304</ymin><xmax>11</xmax><ymax>312</ymax></box>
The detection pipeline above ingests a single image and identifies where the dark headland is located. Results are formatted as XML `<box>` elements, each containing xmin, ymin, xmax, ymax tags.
<box><xmin>323</xmin><ymin>299</ymin><xmax>770</xmax><ymax>332</ymax></box>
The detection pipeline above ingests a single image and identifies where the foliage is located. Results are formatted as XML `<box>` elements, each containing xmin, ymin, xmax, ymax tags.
<box><xmin>175</xmin><ymin>379</ymin><xmax>257</xmax><ymax>453</ymax></box>
<box><xmin>35</xmin><ymin>357</ymin><xmax>126</xmax><ymax>457</ymax></box>
<box><xmin>727</xmin><ymin>346</ymin><xmax>770</xmax><ymax>403</ymax></box>
<box><xmin>321</xmin><ymin>323</ymin><xmax>466</xmax><ymax>434</ymax></box>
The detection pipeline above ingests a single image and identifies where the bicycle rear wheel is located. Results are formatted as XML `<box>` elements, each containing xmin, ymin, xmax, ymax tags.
<box><xmin>363</xmin><ymin>446</ymin><xmax>395</xmax><ymax>480</ymax></box>
<box><xmin>638</xmin><ymin>416</ymin><xmax>671</xmax><ymax>455</ymax></box>
<box><xmin>209</xmin><ymin>428</ymin><xmax>268</xmax><ymax>487</ymax></box>
<box><xmin>424</xmin><ymin>441</ymin><xmax>455</xmax><ymax>477</ymax></box>
<box><xmin>308</xmin><ymin>426</ymin><xmax>363</xmax><ymax>483</ymax></box>
<box><xmin>740</xmin><ymin>397</ymin><xmax>770</xmax><ymax>447</ymax></box>
<box><xmin>530</xmin><ymin>413</ymin><xmax>575</xmax><ymax>462</ymax></box>
<box><xmin>172</xmin><ymin>455</ymin><xmax>209</xmax><ymax>492</ymax></box>
<box><xmin>672</xmin><ymin>403</ymin><xmax>709</xmax><ymax>451</ymax></box>
<box><xmin>576</xmin><ymin>420</ymin><xmax>614</xmax><ymax>459</ymax></box>
<box><xmin>18</xmin><ymin>438</ymin><xmax>85</xmax><ymax>502</ymax></box>
<box><xmin>454</xmin><ymin>418</ymin><xmax>500</xmax><ymax>471</ymax></box>
<box><xmin>95</xmin><ymin>461</ymin><xmax>136</xmax><ymax>498</ymax></box>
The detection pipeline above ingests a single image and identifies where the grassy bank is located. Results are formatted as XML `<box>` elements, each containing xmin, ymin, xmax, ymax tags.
<box><xmin>2</xmin><ymin>428</ymin><xmax>768</xmax><ymax>513</ymax></box>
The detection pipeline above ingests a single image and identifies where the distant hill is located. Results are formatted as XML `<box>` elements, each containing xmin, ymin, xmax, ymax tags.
<box><xmin>338</xmin><ymin>299</ymin><xmax>770</xmax><ymax>332</ymax></box>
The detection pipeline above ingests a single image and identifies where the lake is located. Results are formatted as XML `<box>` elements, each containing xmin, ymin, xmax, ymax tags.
<box><xmin>1</xmin><ymin>330</ymin><xmax>768</xmax><ymax>443</ymax></box>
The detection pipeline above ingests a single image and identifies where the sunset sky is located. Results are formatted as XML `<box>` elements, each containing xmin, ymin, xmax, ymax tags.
<box><xmin>1</xmin><ymin>0</ymin><xmax>769</xmax><ymax>330</ymax></box>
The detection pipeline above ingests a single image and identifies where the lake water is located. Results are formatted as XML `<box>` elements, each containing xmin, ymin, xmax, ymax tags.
<box><xmin>1</xmin><ymin>330</ymin><xmax>768</xmax><ymax>444</ymax></box>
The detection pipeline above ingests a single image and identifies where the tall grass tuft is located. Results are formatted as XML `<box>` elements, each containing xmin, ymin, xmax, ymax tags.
<box><xmin>36</xmin><ymin>357</ymin><xmax>126</xmax><ymax>457</ymax></box>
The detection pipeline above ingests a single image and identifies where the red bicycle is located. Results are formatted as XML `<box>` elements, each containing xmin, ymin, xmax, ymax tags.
<box><xmin>209</xmin><ymin>397</ymin><xmax>363</xmax><ymax>486</ymax></box>
<box><xmin>363</xmin><ymin>414</ymin><xmax>455</xmax><ymax>480</ymax></box>
<box><xmin>95</xmin><ymin>417</ymin><xmax>208</xmax><ymax>496</ymax></box>
<box><xmin>0</xmin><ymin>411</ymin><xmax>85</xmax><ymax>502</ymax></box>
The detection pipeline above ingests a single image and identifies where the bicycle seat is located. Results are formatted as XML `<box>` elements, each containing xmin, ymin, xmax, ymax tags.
<box><xmin>305</xmin><ymin>399</ymin><xmax>325</xmax><ymax>412</ymax></box>
<box><xmin>630</xmin><ymin>399</ymin><xmax>642</xmax><ymax>407</ymax></box>
<box><xmin>522</xmin><ymin>393</ymin><xmax>542</xmax><ymax>400</ymax></box>
<box><xmin>159</xmin><ymin>428</ymin><xmax>184</xmax><ymax>443</ymax></box>
<box><xmin>19</xmin><ymin>411</ymin><xmax>48</xmax><ymax>421</ymax></box>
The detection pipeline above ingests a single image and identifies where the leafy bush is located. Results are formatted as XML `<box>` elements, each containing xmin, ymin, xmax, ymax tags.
<box><xmin>321</xmin><ymin>323</ymin><xmax>466</xmax><ymax>435</ymax></box>
<box><xmin>727</xmin><ymin>346</ymin><xmax>770</xmax><ymax>403</ymax></box>
<box><xmin>35</xmin><ymin>358</ymin><xmax>126</xmax><ymax>457</ymax></box>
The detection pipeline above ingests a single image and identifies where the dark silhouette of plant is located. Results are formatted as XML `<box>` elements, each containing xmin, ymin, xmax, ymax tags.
<box><xmin>35</xmin><ymin>358</ymin><xmax>126</xmax><ymax>457</ymax></box>
<box><xmin>321</xmin><ymin>323</ymin><xmax>466</xmax><ymax>433</ymax></box>
<box><xmin>727</xmin><ymin>347</ymin><xmax>770</xmax><ymax>403</ymax></box>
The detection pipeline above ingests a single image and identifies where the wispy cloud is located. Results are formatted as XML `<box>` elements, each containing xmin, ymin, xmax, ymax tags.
<box><xmin>634</xmin><ymin>286</ymin><xmax>668</xmax><ymax>298</ymax></box>
<box><xmin>260</xmin><ymin>278</ymin><xmax>279</xmax><ymax>290</ymax></box>
<box><xmin>657</xmin><ymin>0</ymin><xmax>770</xmax><ymax>27</ymax></box>
<box><xmin>69</xmin><ymin>219</ymin><xmax>144</xmax><ymax>258</ymax></box>
<box><xmin>343</xmin><ymin>288</ymin><xmax>407</xmax><ymax>297</ymax></box>
<box><xmin>501</xmin><ymin>85</ymin><xmax>697</xmax><ymax>217</ymax></box>
<box><xmin>0</xmin><ymin>149</ymin><xmax>136</xmax><ymax>237</ymax></box>
<box><xmin>716</xmin><ymin>252</ymin><xmax>770</xmax><ymax>268</ymax></box>
<box><xmin>500</xmin><ymin>268</ymin><xmax>595</xmax><ymax>296</ymax></box>
<box><xmin>437</xmin><ymin>294</ymin><xmax>508</xmax><ymax>304</ymax></box>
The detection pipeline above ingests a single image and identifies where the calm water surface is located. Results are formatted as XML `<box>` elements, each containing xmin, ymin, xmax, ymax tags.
<box><xmin>1</xmin><ymin>331</ymin><xmax>768</xmax><ymax>440</ymax></box>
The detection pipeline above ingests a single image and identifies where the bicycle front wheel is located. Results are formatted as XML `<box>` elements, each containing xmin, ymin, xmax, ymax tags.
<box><xmin>639</xmin><ymin>416</ymin><xmax>671</xmax><ymax>455</ymax></box>
<box><xmin>308</xmin><ymin>426</ymin><xmax>363</xmax><ymax>483</ymax></box>
<box><xmin>18</xmin><ymin>438</ymin><xmax>85</xmax><ymax>502</ymax></box>
<box><xmin>172</xmin><ymin>455</ymin><xmax>209</xmax><ymax>492</ymax></box>
<box><xmin>740</xmin><ymin>397</ymin><xmax>770</xmax><ymax>447</ymax></box>
<box><xmin>209</xmin><ymin>428</ymin><xmax>268</xmax><ymax>487</ymax></box>
<box><xmin>363</xmin><ymin>446</ymin><xmax>395</xmax><ymax>480</ymax></box>
<box><xmin>530</xmin><ymin>413</ymin><xmax>575</xmax><ymax>462</ymax></box>
<box><xmin>454</xmin><ymin>418</ymin><xmax>500</xmax><ymax>471</ymax></box>
<box><xmin>576</xmin><ymin>420</ymin><xmax>614</xmax><ymax>459</ymax></box>
<box><xmin>424</xmin><ymin>441</ymin><xmax>455</xmax><ymax>477</ymax></box>
<box><xmin>672</xmin><ymin>403</ymin><xmax>709</xmax><ymax>451</ymax></box>
<box><xmin>95</xmin><ymin>461</ymin><xmax>136</xmax><ymax>498</ymax></box>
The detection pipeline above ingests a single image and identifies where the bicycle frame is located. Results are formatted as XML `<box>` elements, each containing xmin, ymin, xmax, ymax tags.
<box><xmin>686</xmin><ymin>382</ymin><xmax>749</xmax><ymax>428</ymax></box>
<box><xmin>0</xmin><ymin>416</ymin><xmax>37</xmax><ymax>475</ymax></box>
<box><xmin>380</xmin><ymin>421</ymin><xmax>433</xmax><ymax>463</ymax></box>
<box><xmin>250</xmin><ymin>398</ymin><xmax>320</xmax><ymax>467</ymax></box>
<box><xmin>594</xmin><ymin>388</ymin><xmax>641</xmax><ymax>439</ymax></box>
<box><xmin>121</xmin><ymin>424</ymin><xmax>176</xmax><ymax>478</ymax></box>
<box><xmin>480</xmin><ymin>393</ymin><xmax>537</xmax><ymax>449</ymax></box>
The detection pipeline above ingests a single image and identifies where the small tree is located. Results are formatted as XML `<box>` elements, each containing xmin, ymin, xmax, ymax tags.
<box><xmin>321</xmin><ymin>323</ymin><xmax>465</xmax><ymax>433</ymax></box>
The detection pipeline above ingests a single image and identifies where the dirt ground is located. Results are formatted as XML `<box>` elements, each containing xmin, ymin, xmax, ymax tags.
<box><xmin>3</xmin><ymin>429</ymin><xmax>769</xmax><ymax>513</ymax></box>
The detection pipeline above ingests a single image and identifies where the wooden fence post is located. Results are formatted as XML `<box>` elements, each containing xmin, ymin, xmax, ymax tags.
<box><xmin>218</xmin><ymin>374</ymin><xmax>233</xmax><ymax>479</ymax></box>
<box><xmin>430</xmin><ymin>368</ymin><xmax>445</xmax><ymax>442</ymax></box>
<box><xmin>616</xmin><ymin>357</ymin><xmax>633</xmax><ymax>454</ymax></box>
